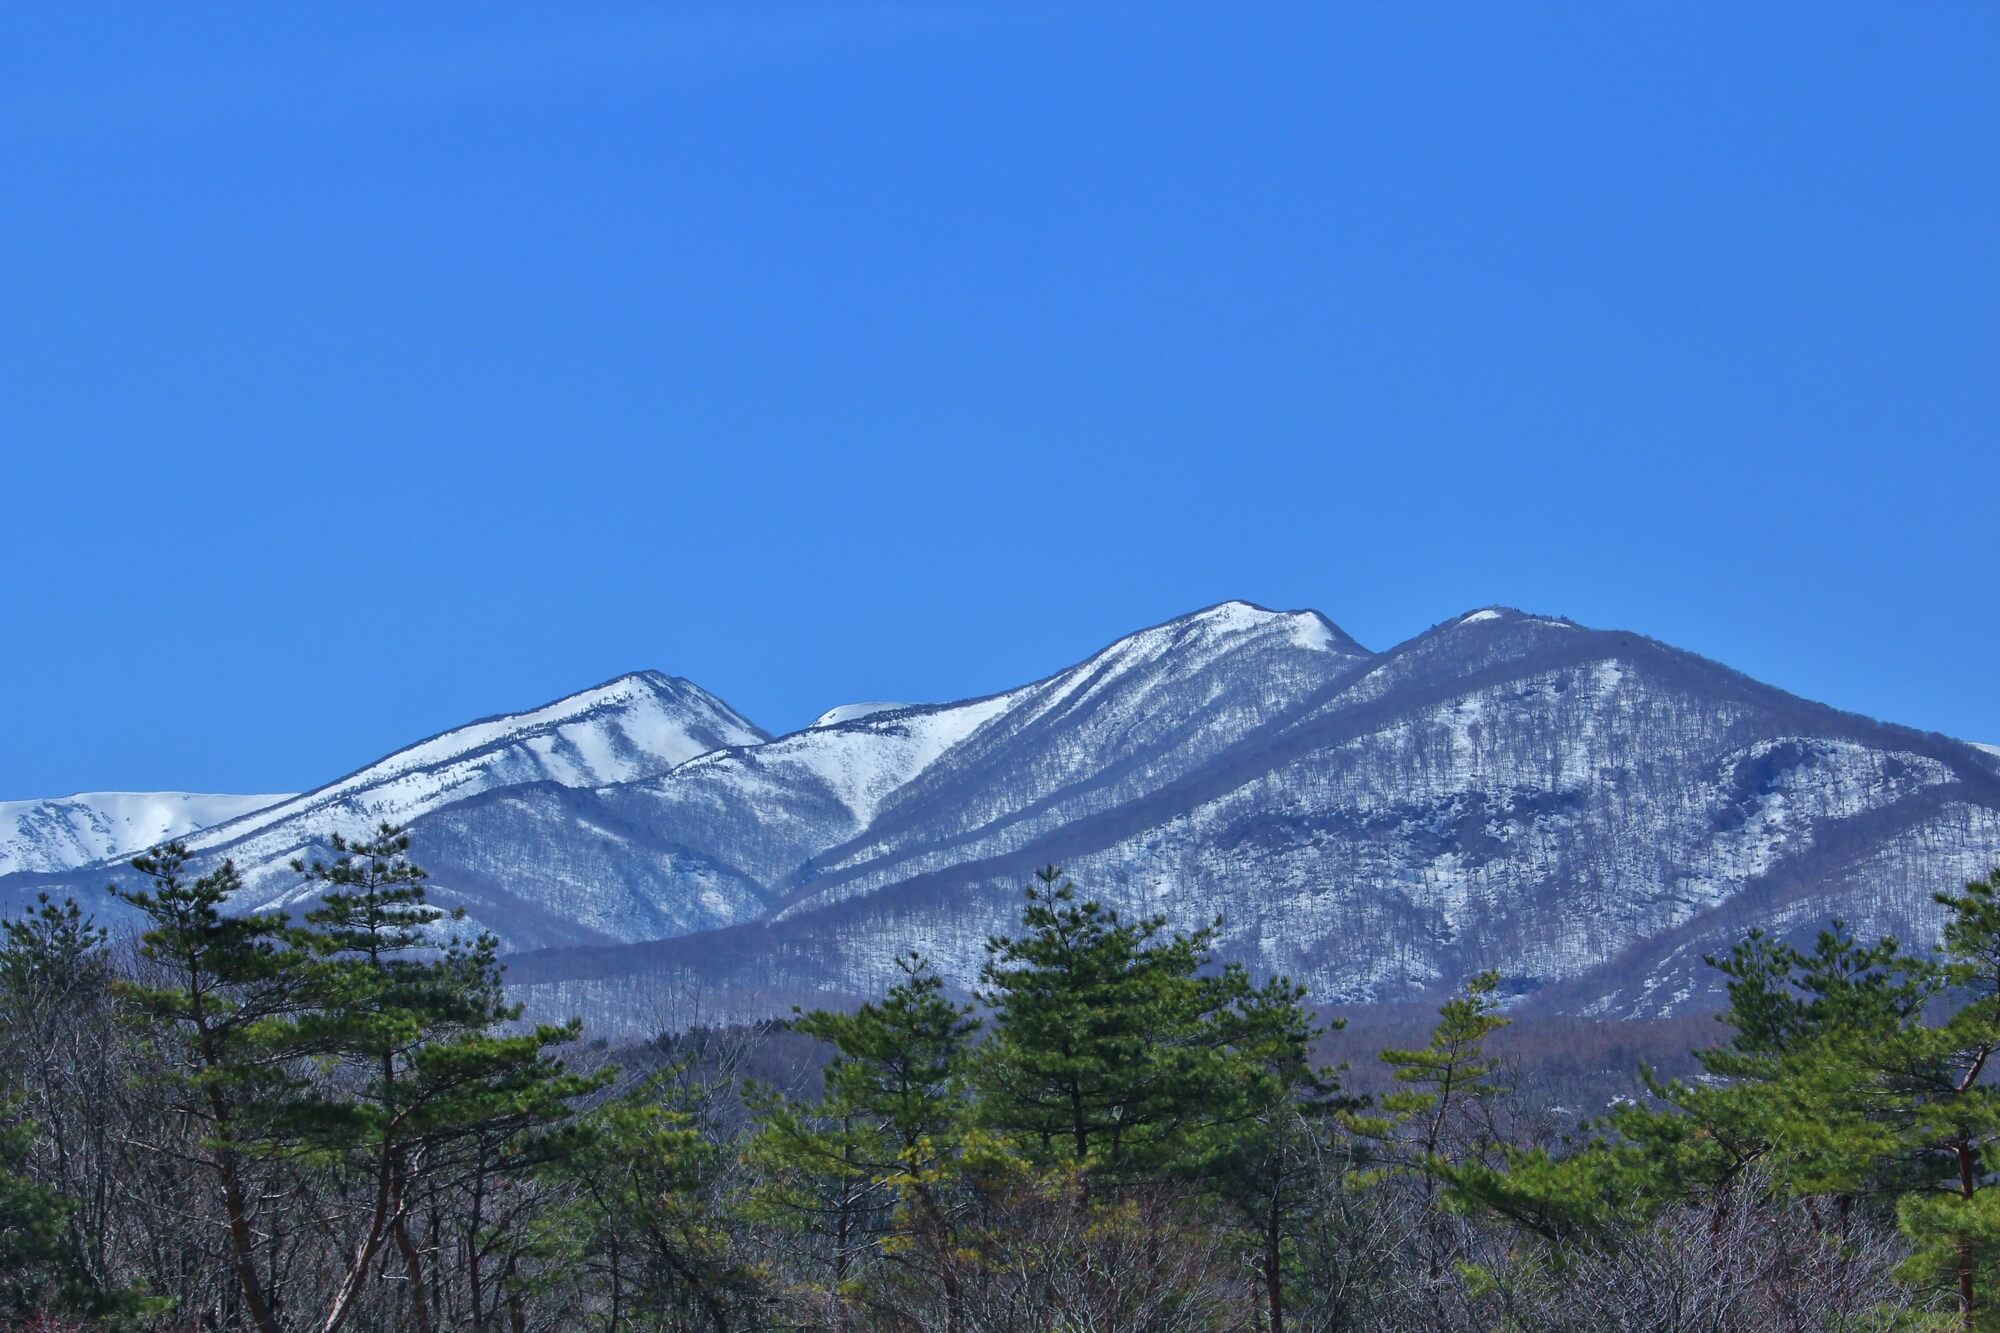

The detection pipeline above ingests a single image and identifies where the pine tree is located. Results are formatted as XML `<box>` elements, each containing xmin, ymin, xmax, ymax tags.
<box><xmin>1451</xmin><ymin>925</ymin><xmax>1935</xmax><ymax>1249</ymax></box>
<box><xmin>746</xmin><ymin>952</ymin><xmax>980</xmax><ymax>1328</ymax></box>
<box><xmin>1445</xmin><ymin>878</ymin><xmax>2000</xmax><ymax>1328</ymax></box>
<box><xmin>974</xmin><ymin>866</ymin><xmax>1252</xmax><ymax>1196</ymax></box>
<box><xmin>288</xmin><ymin>825</ymin><xmax>611</xmax><ymax>1333</ymax></box>
<box><xmin>0</xmin><ymin>1106</ymin><xmax>77</xmax><ymax>1321</ymax></box>
<box><xmin>1347</xmin><ymin>970</ymin><xmax>1511</xmax><ymax>1281</ymax></box>
<box><xmin>1</xmin><ymin>897</ymin><xmax>114</xmax><ymax>1275</ymax></box>
<box><xmin>0</xmin><ymin>1102</ymin><xmax>151</xmax><ymax>1326</ymax></box>
<box><xmin>1888</xmin><ymin>869</ymin><xmax>2000</xmax><ymax>1328</ymax></box>
<box><xmin>1194</xmin><ymin>975</ymin><xmax>1349</xmax><ymax>1333</ymax></box>
<box><xmin>1597</xmin><ymin>922</ymin><xmax>1930</xmax><ymax>1233</ymax></box>
<box><xmin>110</xmin><ymin>845</ymin><xmax>314</xmax><ymax>1333</ymax></box>
<box><xmin>0</xmin><ymin>896</ymin><xmax>157</xmax><ymax>1327</ymax></box>
<box><xmin>553</xmin><ymin>1076</ymin><xmax>758</xmax><ymax>1333</ymax></box>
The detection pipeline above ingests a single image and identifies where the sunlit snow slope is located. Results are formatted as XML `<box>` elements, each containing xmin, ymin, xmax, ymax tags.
<box><xmin>403</xmin><ymin>602</ymin><xmax>1369</xmax><ymax>948</ymax></box>
<box><xmin>9</xmin><ymin>602</ymin><xmax>2000</xmax><ymax>1030</ymax></box>
<box><xmin>0</xmin><ymin>672</ymin><xmax>766</xmax><ymax>921</ymax></box>
<box><xmin>491</xmin><ymin>607</ymin><xmax>2000</xmax><ymax>1026</ymax></box>
<box><xmin>0</xmin><ymin>791</ymin><xmax>291</xmax><ymax>876</ymax></box>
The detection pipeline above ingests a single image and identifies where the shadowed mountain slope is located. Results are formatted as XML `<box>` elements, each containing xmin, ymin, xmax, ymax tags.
<box><xmin>10</xmin><ymin>602</ymin><xmax>1996</xmax><ymax>1029</ymax></box>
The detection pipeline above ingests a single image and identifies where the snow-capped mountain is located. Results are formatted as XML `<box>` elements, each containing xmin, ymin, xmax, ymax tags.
<box><xmin>811</xmin><ymin>703</ymin><xmax>909</xmax><ymax>727</ymax></box>
<box><xmin>484</xmin><ymin>605</ymin><xmax>2000</xmax><ymax>1027</ymax></box>
<box><xmin>403</xmin><ymin>602</ymin><xmax>1365</xmax><ymax>947</ymax></box>
<box><xmin>0</xmin><ymin>791</ymin><xmax>291</xmax><ymax>876</ymax></box>
<box><xmin>7</xmin><ymin>602</ymin><xmax>1998</xmax><ymax>1030</ymax></box>
<box><xmin>0</xmin><ymin>671</ymin><xmax>765</xmax><ymax>916</ymax></box>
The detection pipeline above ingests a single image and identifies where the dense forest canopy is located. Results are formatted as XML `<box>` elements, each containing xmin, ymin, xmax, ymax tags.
<box><xmin>5</xmin><ymin>830</ymin><xmax>2000</xmax><ymax>1330</ymax></box>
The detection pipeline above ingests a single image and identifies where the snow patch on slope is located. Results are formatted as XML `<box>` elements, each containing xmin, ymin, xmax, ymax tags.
<box><xmin>688</xmin><ymin>691</ymin><xmax>1022</xmax><ymax>825</ymax></box>
<box><xmin>758</xmin><ymin>603</ymin><xmax>1361</xmax><ymax>827</ymax></box>
<box><xmin>813</xmin><ymin>703</ymin><xmax>909</xmax><ymax>728</ymax></box>
<box><xmin>0</xmin><ymin>791</ymin><xmax>292</xmax><ymax>876</ymax></box>
<box><xmin>127</xmin><ymin>673</ymin><xmax>771</xmax><ymax>908</ymax></box>
<box><xmin>1289</xmin><ymin>615</ymin><xmax>1345</xmax><ymax>652</ymax></box>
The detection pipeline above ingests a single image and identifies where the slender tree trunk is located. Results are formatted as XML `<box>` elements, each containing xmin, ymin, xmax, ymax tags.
<box><xmin>466</xmin><ymin>1157</ymin><xmax>487</xmax><ymax>1333</ymax></box>
<box><xmin>1070</xmin><ymin>1085</ymin><xmax>1091</xmax><ymax>1207</ymax></box>
<box><xmin>503</xmin><ymin>1254</ymin><xmax>528</xmax><ymax>1333</ymax></box>
<box><xmin>315</xmin><ymin>1142</ymin><xmax>398</xmax><ymax>1333</ymax></box>
<box><xmin>391</xmin><ymin>1154</ymin><xmax>435</xmax><ymax>1333</ymax></box>
<box><xmin>1958</xmin><ymin>1140</ymin><xmax>1978</xmax><ymax>1326</ymax></box>
<box><xmin>190</xmin><ymin>1002</ymin><xmax>282</xmax><ymax>1333</ymax></box>
<box><xmin>1264</xmin><ymin>1189</ymin><xmax>1286</xmax><ymax>1333</ymax></box>
<box><xmin>915</xmin><ymin>1185</ymin><xmax>962</xmax><ymax>1333</ymax></box>
<box><xmin>834</xmin><ymin>1179</ymin><xmax>854</xmax><ymax>1333</ymax></box>
<box><xmin>209</xmin><ymin>1116</ymin><xmax>283</xmax><ymax>1333</ymax></box>
<box><xmin>609</xmin><ymin>1225</ymin><xmax>623</xmax><ymax>1331</ymax></box>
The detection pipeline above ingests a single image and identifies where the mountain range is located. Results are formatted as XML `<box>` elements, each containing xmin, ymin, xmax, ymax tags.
<box><xmin>7</xmin><ymin>601</ymin><xmax>1998</xmax><ymax>1031</ymax></box>
<box><xmin>0</xmin><ymin>791</ymin><xmax>294</xmax><ymax>877</ymax></box>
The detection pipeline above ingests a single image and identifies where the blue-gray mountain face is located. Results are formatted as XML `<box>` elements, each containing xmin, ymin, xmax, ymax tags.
<box><xmin>9</xmin><ymin>602</ymin><xmax>1999</xmax><ymax>1029</ymax></box>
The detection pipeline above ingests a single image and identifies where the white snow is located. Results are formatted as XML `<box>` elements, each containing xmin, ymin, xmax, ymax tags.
<box><xmin>1288</xmin><ymin>614</ymin><xmax>1348</xmax><ymax>654</ymax></box>
<box><xmin>730</xmin><ymin>691</ymin><xmax>1021</xmax><ymax>825</ymax></box>
<box><xmin>1975</xmin><ymin>743</ymin><xmax>2000</xmax><ymax>759</ymax></box>
<box><xmin>0</xmin><ymin>791</ymin><xmax>293</xmax><ymax>876</ymax></box>
<box><xmin>812</xmin><ymin>703</ymin><xmax>909</xmax><ymax>728</ymax></box>
<box><xmin>1460</xmin><ymin>609</ymin><xmax>1506</xmax><ymax>625</ymax></box>
<box><xmin>1188</xmin><ymin>600</ymin><xmax>1276</xmax><ymax>636</ymax></box>
<box><xmin>32</xmin><ymin>673</ymin><xmax>769</xmax><ymax>906</ymax></box>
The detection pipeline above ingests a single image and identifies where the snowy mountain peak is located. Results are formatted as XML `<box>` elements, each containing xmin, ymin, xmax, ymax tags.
<box><xmin>1451</xmin><ymin>606</ymin><xmax>1577</xmax><ymax>631</ymax></box>
<box><xmin>1166</xmin><ymin>601</ymin><xmax>1369</xmax><ymax>655</ymax></box>
<box><xmin>0</xmin><ymin>791</ymin><xmax>292</xmax><ymax>877</ymax></box>
<box><xmin>113</xmin><ymin>670</ymin><xmax>772</xmax><ymax>901</ymax></box>
<box><xmin>1058</xmin><ymin>603</ymin><xmax>1369</xmax><ymax>688</ymax></box>
<box><xmin>812</xmin><ymin>703</ymin><xmax>911</xmax><ymax>728</ymax></box>
<box><xmin>11</xmin><ymin>600</ymin><xmax>2000</xmax><ymax>1030</ymax></box>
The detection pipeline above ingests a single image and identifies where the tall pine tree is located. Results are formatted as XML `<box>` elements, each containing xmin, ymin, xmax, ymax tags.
<box><xmin>1193</xmin><ymin>975</ymin><xmax>1349</xmax><ymax>1333</ymax></box>
<box><xmin>289</xmin><ymin>825</ymin><xmax>609</xmax><ymax>1333</ymax></box>
<box><xmin>974</xmin><ymin>866</ymin><xmax>1258</xmax><ymax>1195</ymax></box>
<box><xmin>747</xmin><ymin>952</ymin><xmax>980</xmax><ymax>1329</ymax></box>
<box><xmin>111</xmin><ymin>846</ymin><xmax>314</xmax><ymax>1333</ymax></box>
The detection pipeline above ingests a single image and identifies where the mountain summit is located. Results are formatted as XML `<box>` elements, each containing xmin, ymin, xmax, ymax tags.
<box><xmin>3</xmin><ymin>671</ymin><xmax>765</xmax><ymax>900</ymax></box>
<box><xmin>6</xmin><ymin>602</ymin><xmax>1996</xmax><ymax>1029</ymax></box>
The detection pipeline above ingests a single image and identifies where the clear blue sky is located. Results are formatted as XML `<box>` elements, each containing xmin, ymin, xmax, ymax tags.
<box><xmin>3</xmin><ymin>4</ymin><xmax>1995</xmax><ymax>800</ymax></box>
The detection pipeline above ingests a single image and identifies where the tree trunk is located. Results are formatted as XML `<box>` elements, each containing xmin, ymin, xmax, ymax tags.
<box><xmin>391</xmin><ymin>1155</ymin><xmax>435</xmax><ymax>1333</ymax></box>
<box><xmin>314</xmin><ymin>1143</ymin><xmax>395</xmax><ymax>1333</ymax></box>
<box><xmin>198</xmin><ymin>1061</ymin><xmax>281</xmax><ymax>1333</ymax></box>
<box><xmin>466</xmin><ymin>1157</ymin><xmax>487</xmax><ymax>1333</ymax></box>
<box><xmin>212</xmin><ymin>1129</ymin><xmax>283</xmax><ymax>1333</ymax></box>
<box><xmin>1264</xmin><ymin>1190</ymin><xmax>1286</xmax><ymax>1333</ymax></box>
<box><xmin>504</xmin><ymin>1255</ymin><xmax>529</xmax><ymax>1333</ymax></box>
<box><xmin>1959</xmin><ymin>1140</ymin><xmax>1978</xmax><ymax>1327</ymax></box>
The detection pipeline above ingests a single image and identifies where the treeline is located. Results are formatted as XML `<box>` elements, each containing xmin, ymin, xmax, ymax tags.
<box><xmin>3</xmin><ymin>834</ymin><xmax>1998</xmax><ymax>1330</ymax></box>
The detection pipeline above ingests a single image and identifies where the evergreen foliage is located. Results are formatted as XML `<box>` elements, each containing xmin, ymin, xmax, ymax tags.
<box><xmin>746</xmin><ymin>952</ymin><xmax>980</xmax><ymax>1327</ymax></box>
<box><xmin>549</xmin><ymin>1073</ymin><xmax>758</xmax><ymax>1332</ymax></box>
<box><xmin>0</xmin><ymin>1105</ymin><xmax>97</xmax><ymax>1323</ymax></box>
<box><xmin>973</xmin><ymin>865</ymin><xmax>1263</xmax><ymax>1186</ymax></box>
<box><xmin>11</xmin><ymin>850</ymin><xmax>2000</xmax><ymax>1329</ymax></box>
<box><xmin>109</xmin><ymin>846</ymin><xmax>317</xmax><ymax>1333</ymax></box>
<box><xmin>285</xmin><ymin>825</ymin><xmax>614</xmax><ymax>1333</ymax></box>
